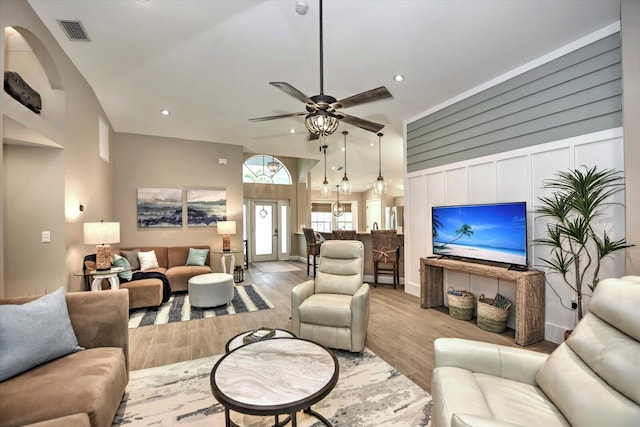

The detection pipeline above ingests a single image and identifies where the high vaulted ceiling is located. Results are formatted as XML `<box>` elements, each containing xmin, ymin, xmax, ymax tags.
<box><xmin>27</xmin><ymin>0</ymin><xmax>621</xmax><ymax>193</ymax></box>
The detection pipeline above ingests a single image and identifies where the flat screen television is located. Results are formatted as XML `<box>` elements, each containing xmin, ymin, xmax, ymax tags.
<box><xmin>431</xmin><ymin>202</ymin><xmax>528</xmax><ymax>268</ymax></box>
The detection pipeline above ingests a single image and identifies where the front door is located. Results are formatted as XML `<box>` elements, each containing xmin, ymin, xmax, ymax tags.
<box><xmin>252</xmin><ymin>201</ymin><xmax>278</xmax><ymax>262</ymax></box>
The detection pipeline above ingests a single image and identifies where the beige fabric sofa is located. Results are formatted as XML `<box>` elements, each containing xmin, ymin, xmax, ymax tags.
<box><xmin>116</xmin><ymin>245</ymin><xmax>212</xmax><ymax>293</ymax></box>
<box><xmin>0</xmin><ymin>289</ymin><xmax>129</xmax><ymax>427</ymax></box>
<box><xmin>85</xmin><ymin>245</ymin><xmax>212</xmax><ymax>309</ymax></box>
<box><xmin>431</xmin><ymin>275</ymin><xmax>640</xmax><ymax>427</ymax></box>
<box><xmin>291</xmin><ymin>240</ymin><xmax>370</xmax><ymax>352</ymax></box>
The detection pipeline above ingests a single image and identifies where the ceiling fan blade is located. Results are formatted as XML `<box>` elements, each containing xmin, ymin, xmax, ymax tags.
<box><xmin>307</xmin><ymin>132</ymin><xmax>320</xmax><ymax>141</ymax></box>
<box><xmin>270</xmin><ymin>82</ymin><xmax>314</xmax><ymax>104</ymax></box>
<box><xmin>331</xmin><ymin>86</ymin><xmax>392</xmax><ymax>110</ymax></box>
<box><xmin>249</xmin><ymin>112</ymin><xmax>306</xmax><ymax>122</ymax></box>
<box><xmin>337</xmin><ymin>112</ymin><xmax>385</xmax><ymax>133</ymax></box>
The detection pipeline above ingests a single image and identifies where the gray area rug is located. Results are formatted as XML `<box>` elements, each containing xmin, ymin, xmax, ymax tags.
<box><xmin>113</xmin><ymin>348</ymin><xmax>432</xmax><ymax>426</ymax></box>
<box><xmin>128</xmin><ymin>284</ymin><xmax>274</xmax><ymax>328</ymax></box>
<box><xmin>251</xmin><ymin>261</ymin><xmax>302</xmax><ymax>273</ymax></box>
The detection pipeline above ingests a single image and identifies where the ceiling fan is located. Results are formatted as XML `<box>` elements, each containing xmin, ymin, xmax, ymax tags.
<box><xmin>249</xmin><ymin>0</ymin><xmax>392</xmax><ymax>139</ymax></box>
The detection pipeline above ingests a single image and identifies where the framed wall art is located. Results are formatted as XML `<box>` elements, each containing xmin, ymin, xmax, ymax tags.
<box><xmin>186</xmin><ymin>188</ymin><xmax>227</xmax><ymax>226</ymax></box>
<box><xmin>137</xmin><ymin>187</ymin><xmax>183</xmax><ymax>228</ymax></box>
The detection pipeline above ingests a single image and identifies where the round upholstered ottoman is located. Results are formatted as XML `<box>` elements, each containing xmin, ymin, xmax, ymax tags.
<box><xmin>188</xmin><ymin>273</ymin><xmax>235</xmax><ymax>308</ymax></box>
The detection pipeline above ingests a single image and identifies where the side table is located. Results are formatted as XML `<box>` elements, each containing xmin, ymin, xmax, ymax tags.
<box><xmin>212</xmin><ymin>249</ymin><xmax>243</xmax><ymax>274</ymax></box>
<box><xmin>74</xmin><ymin>267</ymin><xmax>131</xmax><ymax>292</ymax></box>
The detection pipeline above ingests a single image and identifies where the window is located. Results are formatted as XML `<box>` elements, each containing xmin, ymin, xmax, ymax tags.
<box><xmin>311</xmin><ymin>202</ymin><xmax>356</xmax><ymax>231</ymax></box>
<box><xmin>243</xmin><ymin>155</ymin><xmax>291</xmax><ymax>184</ymax></box>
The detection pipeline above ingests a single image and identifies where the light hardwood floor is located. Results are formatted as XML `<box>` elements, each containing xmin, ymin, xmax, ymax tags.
<box><xmin>128</xmin><ymin>261</ymin><xmax>557</xmax><ymax>393</ymax></box>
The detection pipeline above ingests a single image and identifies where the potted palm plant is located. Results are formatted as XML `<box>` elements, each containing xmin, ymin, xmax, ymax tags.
<box><xmin>535</xmin><ymin>165</ymin><xmax>633</xmax><ymax>322</ymax></box>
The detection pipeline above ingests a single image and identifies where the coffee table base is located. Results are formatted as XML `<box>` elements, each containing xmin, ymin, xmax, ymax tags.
<box><xmin>224</xmin><ymin>406</ymin><xmax>332</xmax><ymax>427</ymax></box>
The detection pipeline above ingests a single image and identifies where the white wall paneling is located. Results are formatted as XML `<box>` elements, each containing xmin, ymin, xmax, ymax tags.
<box><xmin>405</xmin><ymin>128</ymin><xmax>625</xmax><ymax>343</ymax></box>
<box><xmin>404</xmin><ymin>174</ymin><xmax>428</xmax><ymax>296</ymax></box>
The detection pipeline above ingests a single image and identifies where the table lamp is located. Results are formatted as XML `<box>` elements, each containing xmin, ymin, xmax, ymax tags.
<box><xmin>217</xmin><ymin>221</ymin><xmax>236</xmax><ymax>252</ymax></box>
<box><xmin>83</xmin><ymin>221</ymin><xmax>120</xmax><ymax>271</ymax></box>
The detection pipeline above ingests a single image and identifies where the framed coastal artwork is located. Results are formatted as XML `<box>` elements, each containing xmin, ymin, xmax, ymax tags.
<box><xmin>137</xmin><ymin>187</ymin><xmax>183</xmax><ymax>228</ymax></box>
<box><xmin>186</xmin><ymin>188</ymin><xmax>227</xmax><ymax>226</ymax></box>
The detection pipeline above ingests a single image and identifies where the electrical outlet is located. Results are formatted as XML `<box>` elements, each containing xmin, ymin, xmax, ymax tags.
<box><xmin>571</xmin><ymin>300</ymin><xmax>577</xmax><ymax>310</ymax></box>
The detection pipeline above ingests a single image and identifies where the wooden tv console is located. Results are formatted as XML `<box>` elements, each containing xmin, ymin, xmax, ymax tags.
<box><xmin>420</xmin><ymin>257</ymin><xmax>545</xmax><ymax>346</ymax></box>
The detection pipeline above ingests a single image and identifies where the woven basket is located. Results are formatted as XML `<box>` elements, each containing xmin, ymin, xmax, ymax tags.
<box><xmin>446</xmin><ymin>288</ymin><xmax>475</xmax><ymax>320</ymax></box>
<box><xmin>477</xmin><ymin>293</ymin><xmax>513</xmax><ymax>333</ymax></box>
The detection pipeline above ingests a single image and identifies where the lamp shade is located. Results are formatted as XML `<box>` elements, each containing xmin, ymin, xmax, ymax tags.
<box><xmin>83</xmin><ymin>221</ymin><xmax>120</xmax><ymax>271</ymax></box>
<box><xmin>217</xmin><ymin>221</ymin><xmax>237</xmax><ymax>236</ymax></box>
<box><xmin>83</xmin><ymin>222</ymin><xmax>120</xmax><ymax>245</ymax></box>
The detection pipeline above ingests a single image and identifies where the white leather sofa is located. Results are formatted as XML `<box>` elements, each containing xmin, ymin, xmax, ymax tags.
<box><xmin>291</xmin><ymin>240</ymin><xmax>370</xmax><ymax>352</ymax></box>
<box><xmin>431</xmin><ymin>275</ymin><xmax>640</xmax><ymax>427</ymax></box>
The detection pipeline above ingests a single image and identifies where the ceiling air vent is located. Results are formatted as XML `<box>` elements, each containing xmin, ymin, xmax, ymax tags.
<box><xmin>57</xmin><ymin>20</ymin><xmax>91</xmax><ymax>41</ymax></box>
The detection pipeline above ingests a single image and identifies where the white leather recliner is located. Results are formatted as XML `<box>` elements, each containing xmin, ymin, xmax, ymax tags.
<box><xmin>291</xmin><ymin>240</ymin><xmax>370</xmax><ymax>352</ymax></box>
<box><xmin>431</xmin><ymin>275</ymin><xmax>640</xmax><ymax>427</ymax></box>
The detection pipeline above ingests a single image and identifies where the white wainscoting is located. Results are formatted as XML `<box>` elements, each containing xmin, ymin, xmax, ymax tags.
<box><xmin>404</xmin><ymin>127</ymin><xmax>625</xmax><ymax>343</ymax></box>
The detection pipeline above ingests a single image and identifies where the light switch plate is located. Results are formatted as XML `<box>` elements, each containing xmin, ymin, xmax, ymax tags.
<box><xmin>42</xmin><ymin>231</ymin><xmax>51</xmax><ymax>243</ymax></box>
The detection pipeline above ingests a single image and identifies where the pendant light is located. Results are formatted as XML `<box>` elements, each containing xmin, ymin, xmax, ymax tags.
<box><xmin>332</xmin><ymin>185</ymin><xmax>344</xmax><ymax>217</ymax></box>
<box><xmin>320</xmin><ymin>142</ymin><xmax>331</xmax><ymax>198</ymax></box>
<box><xmin>266</xmin><ymin>155</ymin><xmax>280</xmax><ymax>174</ymax></box>
<box><xmin>340</xmin><ymin>130</ymin><xmax>351</xmax><ymax>195</ymax></box>
<box><xmin>373</xmin><ymin>132</ymin><xmax>387</xmax><ymax>195</ymax></box>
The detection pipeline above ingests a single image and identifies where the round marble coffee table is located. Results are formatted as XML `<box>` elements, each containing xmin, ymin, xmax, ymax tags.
<box><xmin>210</xmin><ymin>337</ymin><xmax>338</xmax><ymax>427</ymax></box>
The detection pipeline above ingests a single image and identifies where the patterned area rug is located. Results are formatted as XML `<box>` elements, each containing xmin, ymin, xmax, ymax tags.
<box><xmin>128</xmin><ymin>285</ymin><xmax>274</xmax><ymax>328</ymax></box>
<box><xmin>251</xmin><ymin>261</ymin><xmax>302</xmax><ymax>273</ymax></box>
<box><xmin>113</xmin><ymin>348</ymin><xmax>432</xmax><ymax>426</ymax></box>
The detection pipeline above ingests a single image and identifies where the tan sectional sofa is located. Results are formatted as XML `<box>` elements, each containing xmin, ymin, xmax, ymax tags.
<box><xmin>85</xmin><ymin>245</ymin><xmax>212</xmax><ymax>309</ymax></box>
<box><xmin>116</xmin><ymin>245</ymin><xmax>212</xmax><ymax>292</ymax></box>
<box><xmin>0</xmin><ymin>289</ymin><xmax>129</xmax><ymax>427</ymax></box>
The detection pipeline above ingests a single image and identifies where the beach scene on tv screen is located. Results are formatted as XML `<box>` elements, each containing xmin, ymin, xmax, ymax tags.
<box><xmin>432</xmin><ymin>203</ymin><xmax>527</xmax><ymax>265</ymax></box>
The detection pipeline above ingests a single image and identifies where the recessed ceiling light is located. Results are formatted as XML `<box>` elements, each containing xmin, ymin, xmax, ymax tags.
<box><xmin>370</xmin><ymin>143</ymin><xmax>374</xmax><ymax>147</ymax></box>
<box><xmin>160</xmin><ymin>109</ymin><xmax>171</xmax><ymax>116</ymax></box>
<box><xmin>295</xmin><ymin>1</ymin><xmax>309</xmax><ymax>15</ymax></box>
<box><xmin>290</xmin><ymin>128</ymin><xmax>296</xmax><ymax>134</ymax></box>
<box><xmin>393</xmin><ymin>74</ymin><xmax>405</xmax><ymax>82</ymax></box>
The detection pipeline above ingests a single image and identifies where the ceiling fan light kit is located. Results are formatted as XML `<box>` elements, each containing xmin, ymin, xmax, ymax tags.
<box><xmin>305</xmin><ymin>110</ymin><xmax>339</xmax><ymax>136</ymax></box>
<box><xmin>249</xmin><ymin>0</ymin><xmax>392</xmax><ymax>137</ymax></box>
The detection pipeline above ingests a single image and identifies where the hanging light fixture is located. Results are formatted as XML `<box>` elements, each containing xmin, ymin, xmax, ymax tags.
<box><xmin>305</xmin><ymin>110</ymin><xmax>340</xmax><ymax>136</ymax></box>
<box><xmin>332</xmin><ymin>184</ymin><xmax>344</xmax><ymax>217</ymax></box>
<box><xmin>340</xmin><ymin>130</ymin><xmax>351</xmax><ymax>195</ymax></box>
<box><xmin>373</xmin><ymin>132</ymin><xmax>387</xmax><ymax>195</ymax></box>
<box><xmin>320</xmin><ymin>142</ymin><xmax>331</xmax><ymax>198</ymax></box>
<box><xmin>266</xmin><ymin>155</ymin><xmax>280</xmax><ymax>174</ymax></box>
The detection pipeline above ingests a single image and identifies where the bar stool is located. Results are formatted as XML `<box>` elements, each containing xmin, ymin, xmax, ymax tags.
<box><xmin>331</xmin><ymin>229</ymin><xmax>357</xmax><ymax>240</ymax></box>
<box><xmin>371</xmin><ymin>229</ymin><xmax>400</xmax><ymax>288</ymax></box>
<box><xmin>303</xmin><ymin>228</ymin><xmax>322</xmax><ymax>277</ymax></box>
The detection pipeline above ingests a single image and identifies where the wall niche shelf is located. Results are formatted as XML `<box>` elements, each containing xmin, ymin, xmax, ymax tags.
<box><xmin>420</xmin><ymin>257</ymin><xmax>545</xmax><ymax>346</ymax></box>
<box><xmin>3</xmin><ymin>26</ymin><xmax>65</xmax><ymax>148</ymax></box>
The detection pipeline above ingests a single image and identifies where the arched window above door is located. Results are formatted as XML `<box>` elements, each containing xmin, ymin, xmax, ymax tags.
<box><xmin>243</xmin><ymin>155</ymin><xmax>291</xmax><ymax>185</ymax></box>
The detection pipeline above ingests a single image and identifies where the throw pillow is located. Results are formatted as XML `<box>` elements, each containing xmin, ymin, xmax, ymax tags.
<box><xmin>138</xmin><ymin>250</ymin><xmax>159</xmax><ymax>270</ymax></box>
<box><xmin>186</xmin><ymin>248</ymin><xmax>209</xmax><ymax>266</ymax></box>
<box><xmin>0</xmin><ymin>287</ymin><xmax>84</xmax><ymax>382</ymax></box>
<box><xmin>112</xmin><ymin>253</ymin><xmax>133</xmax><ymax>281</ymax></box>
<box><xmin>120</xmin><ymin>249</ymin><xmax>140</xmax><ymax>270</ymax></box>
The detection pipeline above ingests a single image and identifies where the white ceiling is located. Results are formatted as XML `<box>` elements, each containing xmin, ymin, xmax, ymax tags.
<box><xmin>26</xmin><ymin>0</ymin><xmax>621</xmax><ymax>193</ymax></box>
